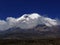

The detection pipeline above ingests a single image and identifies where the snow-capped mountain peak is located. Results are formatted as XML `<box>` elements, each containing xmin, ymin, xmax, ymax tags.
<box><xmin>0</xmin><ymin>13</ymin><xmax>59</xmax><ymax>31</ymax></box>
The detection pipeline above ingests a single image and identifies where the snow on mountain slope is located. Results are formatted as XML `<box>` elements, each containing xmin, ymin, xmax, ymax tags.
<box><xmin>0</xmin><ymin>13</ymin><xmax>59</xmax><ymax>31</ymax></box>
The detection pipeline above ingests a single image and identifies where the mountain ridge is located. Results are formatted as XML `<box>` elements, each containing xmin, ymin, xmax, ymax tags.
<box><xmin>0</xmin><ymin>24</ymin><xmax>60</xmax><ymax>39</ymax></box>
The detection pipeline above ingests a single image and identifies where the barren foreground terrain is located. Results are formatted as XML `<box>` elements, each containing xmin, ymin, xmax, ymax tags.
<box><xmin>0</xmin><ymin>38</ymin><xmax>60</xmax><ymax>45</ymax></box>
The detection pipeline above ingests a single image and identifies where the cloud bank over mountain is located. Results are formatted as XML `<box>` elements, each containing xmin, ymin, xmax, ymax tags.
<box><xmin>0</xmin><ymin>13</ymin><xmax>59</xmax><ymax>31</ymax></box>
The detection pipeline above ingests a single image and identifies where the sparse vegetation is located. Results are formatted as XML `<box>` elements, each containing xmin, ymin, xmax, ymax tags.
<box><xmin>0</xmin><ymin>38</ymin><xmax>60</xmax><ymax>45</ymax></box>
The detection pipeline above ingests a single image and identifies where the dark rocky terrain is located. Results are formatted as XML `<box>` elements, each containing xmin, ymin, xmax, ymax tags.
<box><xmin>0</xmin><ymin>25</ymin><xmax>60</xmax><ymax>45</ymax></box>
<box><xmin>0</xmin><ymin>25</ymin><xmax>59</xmax><ymax>39</ymax></box>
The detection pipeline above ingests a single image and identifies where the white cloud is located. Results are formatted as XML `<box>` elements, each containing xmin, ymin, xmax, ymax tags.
<box><xmin>0</xmin><ymin>20</ymin><xmax>8</xmax><ymax>30</ymax></box>
<box><xmin>6</xmin><ymin>17</ymin><xmax>17</xmax><ymax>28</ymax></box>
<box><xmin>42</xmin><ymin>17</ymin><xmax>58</xmax><ymax>27</ymax></box>
<box><xmin>0</xmin><ymin>13</ymin><xmax>59</xmax><ymax>31</ymax></box>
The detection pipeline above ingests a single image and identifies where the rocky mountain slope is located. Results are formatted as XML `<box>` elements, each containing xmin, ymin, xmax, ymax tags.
<box><xmin>0</xmin><ymin>25</ymin><xmax>59</xmax><ymax>39</ymax></box>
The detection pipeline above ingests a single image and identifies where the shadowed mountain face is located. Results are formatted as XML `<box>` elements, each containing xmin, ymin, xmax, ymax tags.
<box><xmin>0</xmin><ymin>25</ymin><xmax>60</xmax><ymax>39</ymax></box>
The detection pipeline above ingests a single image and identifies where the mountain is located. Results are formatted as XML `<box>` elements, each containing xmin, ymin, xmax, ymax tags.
<box><xmin>0</xmin><ymin>25</ymin><xmax>59</xmax><ymax>39</ymax></box>
<box><xmin>0</xmin><ymin>13</ymin><xmax>59</xmax><ymax>39</ymax></box>
<box><xmin>0</xmin><ymin>13</ymin><xmax>59</xmax><ymax>30</ymax></box>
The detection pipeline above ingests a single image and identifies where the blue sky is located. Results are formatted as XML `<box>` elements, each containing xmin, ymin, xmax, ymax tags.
<box><xmin>0</xmin><ymin>0</ymin><xmax>60</xmax><ymax>19</ymax></box>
